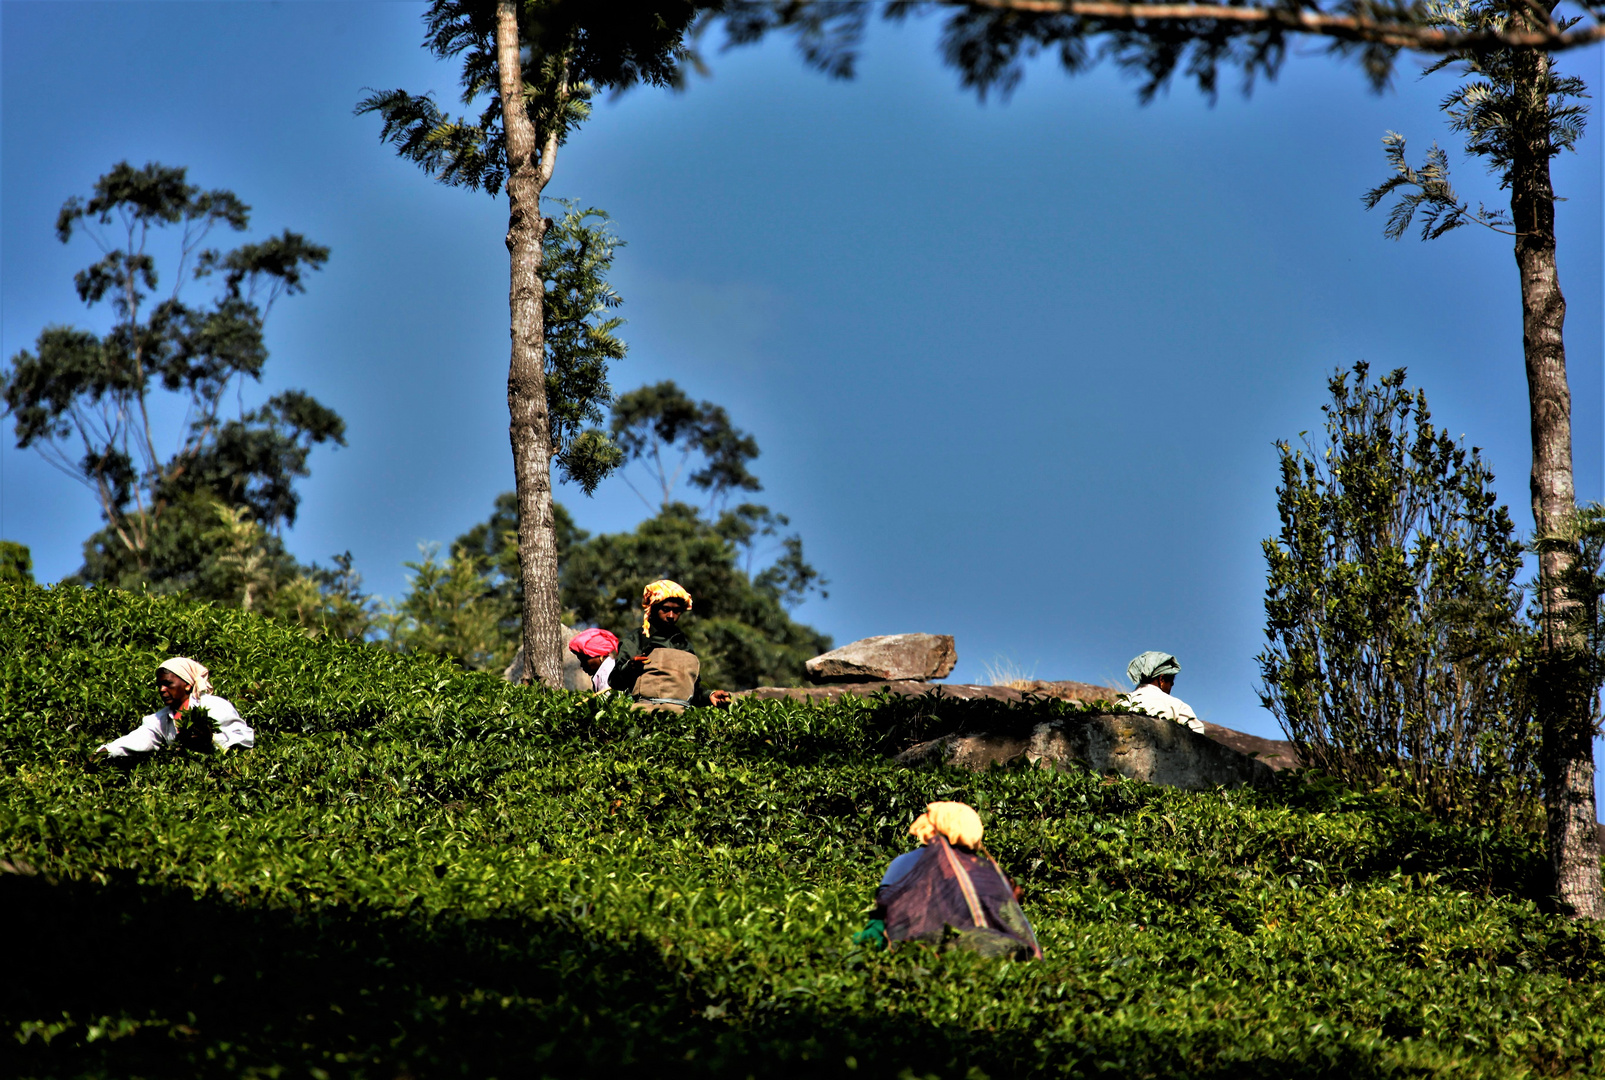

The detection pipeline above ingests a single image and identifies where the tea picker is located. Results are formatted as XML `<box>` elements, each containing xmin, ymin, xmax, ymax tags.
<box><xmin>97</xmin><ymin>657</ymin><xmax>255</xmax><ymax>759</ymax></box>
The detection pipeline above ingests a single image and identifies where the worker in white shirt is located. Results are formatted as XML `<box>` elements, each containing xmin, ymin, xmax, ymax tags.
<box><xmin>98</xmin><ymin>657</ymin><xmax>255</xmax><ymax>758</ymax></box>
<box><xmin>1119</xmin><ymin>651</ymin><xmax>1204</xmax><ymax>735</ymax></box>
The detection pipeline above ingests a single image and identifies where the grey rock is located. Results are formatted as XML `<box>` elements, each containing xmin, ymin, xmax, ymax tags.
<box><xmin>1013</xmin><ymin>680</ymin><xmax>1125</xmax><ymax>705</ymax></box>
<box><xmin>804</xmin><ymin>634</ymin><xmax>957</xmax><ymax>684</ymax></box>
<box><xmin>745</xmin><ymin>681</ymin><xmax>1020</xmax><ymax>703</ymax></box>
<box><xmin>503</xmin><ymin>627</ymin><xmax>591</xmax><ymax>691</ymax></box>
<box><xmin>895</xmin><ymin>711</ymin><xmax>1276</xmax><ymax>791</ymax></box>
<box><xmin>1200</xmin><ymin>721</ymin><xmax>1301</xmax><ymax>771</ymax></box>
<box><xmin>741</xmin><ymin>679</ymin><xmax>1123</xmax><ymax>706</ymax></box>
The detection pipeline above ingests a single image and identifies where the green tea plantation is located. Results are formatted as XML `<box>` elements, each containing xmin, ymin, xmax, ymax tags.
<box><xmin>3</xmin><ymin>583</ymin><xmax>1602</xmax><ymax>1078</ymax></box>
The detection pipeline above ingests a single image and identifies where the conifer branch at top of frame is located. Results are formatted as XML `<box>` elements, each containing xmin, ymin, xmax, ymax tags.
<box><xmin>954</xmin><ymin>0</ymin><xmax>1604</xmax><ymax>53</ymax></box>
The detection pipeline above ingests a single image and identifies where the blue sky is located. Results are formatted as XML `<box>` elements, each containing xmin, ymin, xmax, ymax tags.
<box><xmin>3</xmin><ymin>2</ymin><xmax>1603</xmax><ymax>756</ymax></box>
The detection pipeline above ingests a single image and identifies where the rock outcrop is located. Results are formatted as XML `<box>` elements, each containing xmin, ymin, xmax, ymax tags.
<box><xmin>896</xmin><ymin>712</ymin><xmax>1277</xmax><ymax>790</ymax></box>
<box><xmin>804</xmin><ymin>634</ymin><xmax>957</xmax><ymax>684</ymax></box>
<box><xmin>743</xmin><ymin>678</ymin><xmax>1122</xmax><ymax>706</ymax></box>
<box><xmin>1200</xmin><ymin>721</ymin><xmax>1301</xmax><ymax>772</ymax></box>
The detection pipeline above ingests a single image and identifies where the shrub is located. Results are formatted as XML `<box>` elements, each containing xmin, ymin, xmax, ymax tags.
<box><xmin>1258</xmin><ymin>364</ymin><xmax>1538</xmax><ymax>827</ymax></box>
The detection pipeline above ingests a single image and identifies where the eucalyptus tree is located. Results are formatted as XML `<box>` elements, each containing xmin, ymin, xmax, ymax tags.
<box><xmin>1362</xmin><ymin>0</ymin><xmax>1599</xmax><ymax>918</ymax></box>
<box><xmin>610</xmin><ymin>380</ymin><xmax>762</xmax><ymax>511</ymax></box>
<box><xmin>0</xmin><ymin>161</ymin><xmax>341</xmax><ymax>577</ymax></box>
<box><xmin>721</xmin><ymin>0</ymin><xmax>1605</xmax><ymax>918</ymax></box>
<box><xmin>358</xmin><ymin>0</ymin><xmax>698</xmax><ymax>689</ymax></box>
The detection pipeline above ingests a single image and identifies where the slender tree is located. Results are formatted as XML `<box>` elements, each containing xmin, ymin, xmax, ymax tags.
<box><xmin>1363</xmin><ymin>0</ymin><xmax>1598</xmax><ymax>917</ymax></box>
<box><xmin>358</xmin><ymin>0</ymin><xmax>697</xmax><ymax>688</ymax></box>
<box><xmin>1259</xmin><ymin>364</ymin><xmax>1536</xmax><ymax>827</ymax></box>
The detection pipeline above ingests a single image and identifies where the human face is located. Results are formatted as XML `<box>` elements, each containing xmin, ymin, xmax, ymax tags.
<box><xmin>579</xmin><ymin>654</ymin><xmax>607</xmax><ymax>675</ymax></box>
<box><xmin>1153</xmin><ymin>674</ymin><xmax>1175</xmax><ymax>694</ymax></box>
<box><xmin>156</xmin><ymin>670</ymin><xmax>193</xmax><ymax>710</ymax></box>
<box><xmin>652</xmin><ymin>600</ymin><xmax>687</xmax><ymax>626</ymax></box>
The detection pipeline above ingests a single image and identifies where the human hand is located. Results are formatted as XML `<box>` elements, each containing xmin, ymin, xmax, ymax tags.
<box><xmin>177</xmin><ymin>722</ymin><xmax>214</xmax><ymax>752</ymax></box>
<box><xmin>709</xmin><ymin>690</ymin><xmax>732</xmax><ymax>708</ymax></box>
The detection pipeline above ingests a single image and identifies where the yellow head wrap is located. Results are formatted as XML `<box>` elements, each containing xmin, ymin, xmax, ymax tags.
<box><xmin>641</xmin><ymin>579</ymin><xmax>693</xmax><ymax>634</ymax></box>
<box><xmin>157</xmin><ymin>657</ymin><xmax>213</xmax><ymax>699</ymax></box>
<box><xmin>908</xmin><ymin>801</ymin><xmax>984</xmax><ymax>849</ymax></box>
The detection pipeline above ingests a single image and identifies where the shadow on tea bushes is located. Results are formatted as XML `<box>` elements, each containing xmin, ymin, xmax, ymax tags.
<box><xmin>4</xmin><ymin>868</ymin><xmax>1446</xmax><ymax>1080</ymax></box>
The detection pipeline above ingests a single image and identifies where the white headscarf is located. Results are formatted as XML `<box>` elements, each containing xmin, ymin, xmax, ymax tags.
<box><xmin>158</xmin><ymin>657</ymin><xmax>214</xmax><ymax>699</ymax></box>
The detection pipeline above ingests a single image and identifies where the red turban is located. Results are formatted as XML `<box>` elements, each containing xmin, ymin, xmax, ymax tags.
<box><xmin>568</xmin><ymin>628</ymin><xmax>620</xmax><ymax>659</ymax></box>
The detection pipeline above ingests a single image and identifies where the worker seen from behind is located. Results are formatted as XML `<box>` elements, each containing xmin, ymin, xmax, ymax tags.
<box><xmin>855</xmin><ymin>801</ymin><xmax>1041</xmax><ymax>959</ymax></box>
<box><xmin>1119</xmin><ymin>650</ymin><xmax>1205</xmax><ymax>734</ymax></box>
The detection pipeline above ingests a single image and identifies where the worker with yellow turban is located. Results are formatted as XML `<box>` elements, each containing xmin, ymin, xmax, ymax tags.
<box><xmin>608</xmin><ymin>579</ymin><xmax>731</xmax><ymax>712</ymax></box>
<box><xmin>854</xmin><ymin>801</ymin><xmax>1041</xmax><ymax>960</ymax></box>
<box><xmin>98</xmin><ymin>657</ymin><xmax>255</xmax><ymax>759</ymax></box>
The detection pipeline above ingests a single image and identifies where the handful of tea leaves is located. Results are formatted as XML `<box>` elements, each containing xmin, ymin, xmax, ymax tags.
<box><xmin>175</xmin><ymin>703</ymin><xmax>219</xmax><ymax>752</ymax></box>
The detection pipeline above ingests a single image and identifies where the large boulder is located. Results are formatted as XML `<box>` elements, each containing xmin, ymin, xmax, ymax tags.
<box><xmin>804</xmin><ymin>634</ymin><xmax>957</xmax><ymax>684</ymax></box>
<box><xmin>896</xmin><ymin>712</ymin><xmax>1276</xmax><ymax>791</ymax></box>
<box><xmin>503</xmin><ymin>627</ymin><xmax>591</xmax><ymax>691</ymax></box>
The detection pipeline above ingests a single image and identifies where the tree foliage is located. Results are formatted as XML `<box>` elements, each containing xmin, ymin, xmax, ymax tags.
<box><xmin>563</xmin><ymin>501</ymin><xmax>830</xmax><ymax>688</ymax></box>
<box><xmin>390</xmin><ymin>383</ymin><xmax>828</xmax><ymax>685</ymax></box>
<box><xmin>356</xmin><ymin>1</ymin><xmax>701</xmax><ymax>196</ymax></box>
<box><xmin>0</xmin><ymin>161</ymin><xmax>344</xmax><ymax>577</ymax></box>
<box><xmin>1363</xmin><ymin>0</ymin><xmax>1588</xmax><ymax>240</ymax></box>
<box><xmin>718</xmin><ymin>0</ymin><xmax>1400</xmax><ymax>103</ymax></box>
<box><xmin>71</xmin><ymin>489</ymin><xmax>378</xmax><ymax>642</ymax></box>
<box><xmin>401</xmin><ymin>494</ymin><xmax>830</xmax><ymax>687</ymax></box>
<box><xmin>0</xmin><ymin>541</ymin><xmax>34</xmax><ymax>586</ymax></box>
<box><xmin>382</xmin><ymin>497</ymin><xmax>589</xmax><ymax>672</ymax></box>
<box><xmin>355</xmin><ymin>6</ymin><xmax>694</xmax><ymax>497</ymax></box>
<box><xmin>382</xmin><ymin>544</ymin><xmax>520</xmax><ymax>672</ymax></box>
<box><xmin>610</xmin><ymin>379</ymin><xmax>762</xmax><ymax>509</ymax></box>
<box><xmin>1257</xmin><ymin>363</ymin><xmax>1537</xmax><ymax>825</ymax></box>
<box><xmin>716</xmin><ymin>0</ymin><xmax>1605</xmax><ymax>104</ymax></box>
<box><xmin>542</xmin><ymin>202</ymin><xmax>628</xmax><ymax>494</ymax></box>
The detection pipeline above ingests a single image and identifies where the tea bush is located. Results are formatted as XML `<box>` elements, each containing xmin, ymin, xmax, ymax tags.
<box><xmin>3</xmin><ymin>582</ymin><xmax>1602</xmax><ymax>1078</ymax></box>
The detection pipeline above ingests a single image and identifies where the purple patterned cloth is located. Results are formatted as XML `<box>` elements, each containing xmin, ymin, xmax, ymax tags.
<box><xmin>877</xmin><ymin>836</ymin><xmax>1042</xmax><ymax>960</ymax></box>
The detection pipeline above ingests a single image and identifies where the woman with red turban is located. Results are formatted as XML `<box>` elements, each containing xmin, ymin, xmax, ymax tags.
<box><xmin>567</xmin><ymin>627</ymin><xmax>620</xmax><ymax>693</ymax></box>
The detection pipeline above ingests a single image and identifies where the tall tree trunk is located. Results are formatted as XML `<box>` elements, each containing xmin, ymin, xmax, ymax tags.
<box><xmin>496</xmin><ymin>0</ymin><xmax>565</xmax><ymax>688</ymax></box>
<box><xmin>1510</xmin><ymin>27</ymin><xmax>1602</xmax><ymax>919</ymax></box>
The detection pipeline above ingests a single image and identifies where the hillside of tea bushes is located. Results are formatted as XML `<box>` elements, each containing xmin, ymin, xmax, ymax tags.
<box><xmin>3</xmin><ymin>582</ymin><xmax>1603</xmax><ymax>1078</ymax></box>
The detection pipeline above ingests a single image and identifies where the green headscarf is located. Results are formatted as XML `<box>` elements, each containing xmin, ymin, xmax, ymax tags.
<box><xmin>1127</xmin><ymin>651</ymin><xmax>1180</xmax><ymax>687</ymax></box>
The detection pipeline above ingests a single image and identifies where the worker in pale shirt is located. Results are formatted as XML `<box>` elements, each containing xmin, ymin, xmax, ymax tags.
<box><xmin>1119</xmin><ymin>651</ymin><xmax>1205</xmax><ymax>735</ymax></box>
<box><xmin>98</xmin><ymin>657</ymin><xmax>255</xmax><ymax>758</ymax></box>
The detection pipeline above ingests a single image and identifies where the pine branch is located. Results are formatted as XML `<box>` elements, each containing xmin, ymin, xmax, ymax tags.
<box><xmin>956</xmin><ymin>0</ymin><xmax>1605</xmax><ymax>53</ymax></box>
<box><xmin>1363</xmin><ymin>132</ymin><xmax>1512</xmax><ymax>240</ymax></box>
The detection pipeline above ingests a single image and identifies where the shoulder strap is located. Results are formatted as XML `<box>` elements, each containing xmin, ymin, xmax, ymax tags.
<box><xmin>935</xmin><ymin>836</ymin><xmax>986</xmax><ymax>928</ymax></box>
